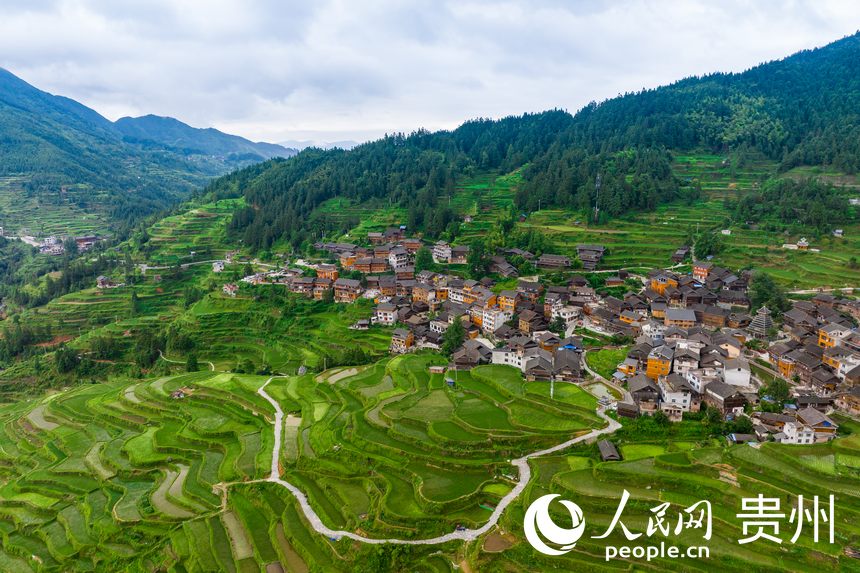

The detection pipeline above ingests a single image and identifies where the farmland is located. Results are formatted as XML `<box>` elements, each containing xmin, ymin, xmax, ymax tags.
<box><xmin>2</xmin><ymin>356</ymin><xmax>860</xmax><ymax>571</ymax></box>
<box><xmin>440</xmin><ymin>155</ymin><xmax>860</xmax><ymax>289</ymax></box>
<box><xmin>0</xmin><ymin>356</ymin><xmax>605</xmax><ymax>571</ymax></box>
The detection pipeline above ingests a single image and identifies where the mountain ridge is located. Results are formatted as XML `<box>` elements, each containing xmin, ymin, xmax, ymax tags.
<box><xmin>0</xmin><ymin>67</ymin><xmax>293</xmax><ymax>235</ymax></box>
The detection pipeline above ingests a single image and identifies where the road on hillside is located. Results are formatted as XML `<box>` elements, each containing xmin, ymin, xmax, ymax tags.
<box><xmin>254</xmin><ymin>374</ymin><xmax>620</xmax><ymax>545</ymax></box>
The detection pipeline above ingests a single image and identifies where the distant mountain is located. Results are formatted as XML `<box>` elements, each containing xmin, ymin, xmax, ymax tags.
<box><xmin>0</xmin><ymin>68</ymin><xmax>289</xmax><ymax>234</ymax></box>
<box><xmin>279</xmin><ymin>139</ymin><xmax>360</xmax><ymax>151</ymax></box>
<box><xmin>116</xmin><ymin>115</ymin><xmax>295</xmax><ymax>161</ymax></box>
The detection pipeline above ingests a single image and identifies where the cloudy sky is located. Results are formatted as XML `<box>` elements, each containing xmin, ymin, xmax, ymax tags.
<box><xmin>1</xmin><ymin>0</ymin><xmax>858</xmax><ymax>145</ymax></box>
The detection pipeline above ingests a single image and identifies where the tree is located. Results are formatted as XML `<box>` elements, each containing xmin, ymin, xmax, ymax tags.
<box><xmin>467</xmin><ymin>241</ymin><xmax>489</xmax><ymax>279</ymax></box>
<box><xmin>414</xmin><ymin>246</ymin><xmax>433</xmax><ymax>272</ymax></box>
<box><xmin>549</xmin><ymin>316</ymin><xmax>566</xmax><ymax>336</ymax></box>
<box><xmin>239</xmin><ymin>358</ymin><xmax>255</xmax><ymax>373</ymax></box>
<box><xmin>129</xmin><ymin>291</ymin><xmax>141</xmax><ymax>317</ymax></box>
<box><xmin>186</xmin><ymin>353</ymin><xmax>199</xmax><ymax>372</ymax></box>
<box><xmin>762</xmin><ymin>377</ymin><xmax>790</xmax><ymax>403</ymax></box>
<box><xmin>749</xmin><ymin>271</ymin><xmax>789</xmax><ymax>314</ymax></box>
<box><xmin>54</xmin><ymin>346</ymin><xmax>79</xmax><ymax>373</ymax></box>
<box><xmin>693</xmin><ymin>231</ymin><xmax>724</xmax><ymax>259</ymax></box>
<box><xmin>441</xmin><ymin>319</ymin><xmax>465</xmax><ymax>357</ymax></box>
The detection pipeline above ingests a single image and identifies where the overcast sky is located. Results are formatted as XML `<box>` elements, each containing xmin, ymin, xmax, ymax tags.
<box><xmin>1</xmin><ymin>1</ymin><xmax>858</xmax><ymax>145</ymax></box>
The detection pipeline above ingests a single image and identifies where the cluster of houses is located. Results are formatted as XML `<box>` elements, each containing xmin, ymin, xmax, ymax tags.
<box><xmin>616</xmin><ymin>328</ymin><xmax>754</xmax><ymax>422</ymax></box>
<box><xmin>210</xmin><ymin>223</ymin><xmax>858</xmax><ymax>448</ymax></box>
<box><xmin>380</xmin><ymin>272</ymin><xmax>589</xmax><ymax>378</ymax></box>
<box><xmin>584</xmin><ymin>263</ymin><xmax>754</xmax><ymax>340</ymax></box>
<box><xmin>36</xmin><ymin>234</ymin><xmax>101</xmax><ymax>256</ymax></box>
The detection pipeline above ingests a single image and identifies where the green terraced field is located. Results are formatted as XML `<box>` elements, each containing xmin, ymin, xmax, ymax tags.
<box><xmin>2</xmin><ymin>358</ymin><xmax>859</xmax><ymax>571</ymax></box>
<box><xmin>0</xmin><ymin>176</ymin><xmax>108</xmax><ymax>237</ymax></box>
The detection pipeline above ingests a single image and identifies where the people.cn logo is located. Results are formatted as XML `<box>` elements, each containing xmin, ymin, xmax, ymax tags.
<box><xmin>523</xmin><ymin>494</ymin><xmax>586</xmax><ymax>556</ymax></box>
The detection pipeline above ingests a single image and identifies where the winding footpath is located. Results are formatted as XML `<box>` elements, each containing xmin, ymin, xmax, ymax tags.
<box><xmin>158</xmin><ymin>350</ymin><xmax>215</xmax><ymax>372</ymax></box>
<box><xmin>580</xmin><ymin>349</ymin><xmax>633</xmax><ymax>403</ymax></box>
<box><xmin>255</xmin><ymin>375</ymin><xmax>621</xmax><ymax>545</ymax></box>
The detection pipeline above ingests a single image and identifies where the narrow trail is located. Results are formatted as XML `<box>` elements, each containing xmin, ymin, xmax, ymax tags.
<box><xmin>254</xmin><ymin>375</ymin><xmax>620</xmax><ymax>545</ymax></box>
<box><xmin>581</xmin><ymin>349</ymin><xmax>633</xmax><ymax>403</ymax></box>
<box><xmin>158</xmin><ymin>350</ymin><xmax>215</xmax><ymax>371</ymax></box>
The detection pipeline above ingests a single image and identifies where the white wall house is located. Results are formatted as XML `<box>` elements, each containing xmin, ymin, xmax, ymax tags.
<box><xmin>781</xmin><ymin>422</ymin><xmax>815</xmax><ymax>445</ymax></box>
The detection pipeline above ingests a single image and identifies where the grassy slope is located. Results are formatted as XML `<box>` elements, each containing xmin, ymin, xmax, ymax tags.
<box><xmin>330</xmin><ymin>154</ymin><xmax>860</xmax><ymax>289</ymax></box>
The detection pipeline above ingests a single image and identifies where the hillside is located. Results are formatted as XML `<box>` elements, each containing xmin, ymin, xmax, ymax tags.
<box><xmin>115</xmin><ymin>114</ymin><xmax>293</xmax><ymax>162</ymax></box>
<box><xmin>0</xmin><ymin>68</ymin><xmax>291</xmax><ymax>236</ymax></box>
<box><xmin>219</xmin><ymin>33</ymin><xmax>860</xmax><ymax>251</ymax></box>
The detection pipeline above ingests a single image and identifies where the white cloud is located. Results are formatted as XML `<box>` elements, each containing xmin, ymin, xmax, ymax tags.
<box><xmin>0</xmin><ymin>0</ymin><xmax>858</xmax><ymax>143</ymax></box>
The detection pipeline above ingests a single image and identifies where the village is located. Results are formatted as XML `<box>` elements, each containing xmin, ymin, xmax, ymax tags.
<box><xmin>106</xmin><ymin>224</ymin><xmax>856</xmax><ymax>448</ymax></box>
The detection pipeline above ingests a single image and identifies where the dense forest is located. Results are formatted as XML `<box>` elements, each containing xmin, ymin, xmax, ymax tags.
<box><xmin>727</xmin><ymin>178</ymin><xmax>852</xmax><ymax>233</ymax></box>
<box><xmin>216</xmin><ymin>32</ymin><xmax>860</xmax><ymax>249</ymax></box>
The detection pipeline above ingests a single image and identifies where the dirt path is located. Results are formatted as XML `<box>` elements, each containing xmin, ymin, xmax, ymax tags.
<box><xmin>158</xmin><ymin>349</ymin><xmax>215</xmax><ymax>371</ymax></box>
<box><xmin>251</xmin><ymin>375</ymin><xmax>620</xmax><ymax>545</ymax></box>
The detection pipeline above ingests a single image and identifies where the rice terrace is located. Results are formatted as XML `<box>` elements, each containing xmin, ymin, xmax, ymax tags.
<box><xmin>5</xmin><ymin>6</ymin><xmax>860</xmax><ymax>573</ymax></box>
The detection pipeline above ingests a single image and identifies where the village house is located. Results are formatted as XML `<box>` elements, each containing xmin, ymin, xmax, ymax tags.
<box><xmin>576</xmin><ymin>244</ymin><xmax>605</xmax><ymax>270</ymax></box>
<box><xmin>819</xmin><ymin>323</ymin><xmax>851</xmax><ymax>348</ymax></box>
<box><xmin>451</xmin><ymin>339</ymin><xmax>493</xmax><ymax>369</ymax></box>
<box><xmin>780</xmin><ymin>422</ymin><xmax>815</xmax><ymax>445</ymax></box>
<box><xmin>432</xmin><ymin>241</ymin><xmax>452</xmax><ymax>263</ymax></box>
<box><xmin>390</xmin><ymin>329</ymin><xmax>414</xmax><ymax>354</ymax></box>
<box><xmin>212</xmin><ymin>261</ymin><xmax>224</xmax><ymax>273</ymax></box>
<box><xmin>222</xmin><ymin>283</ymin><xmax>238</xmax><ymax>297</ymax></box>
<box><xmin>658</xmin><ymin>373</ymin><xmax>698</xmax><ymax>418</ymax></box>
<box><xmin>312</xmin><ymin>278</ymin><xmax>332</xmax><ymax>300</ymax></box>
<box><xmin>703</xmin><ymin>381</ymin><xmax>747</xmax><ymax>416</ymax></box>
<box><xmin>316</xmin><ymin>264</ymin><xmax>339</xmax><ymax>281</ymax></box>
<box><xmin>796</xmin><ymin>407</ymin><xmax>838</xmax><ymax>441</ymax></box>
<box><xmin>692</xmin><ymin>261</ymin><xmax>712</xmax><ymax>282</ymax></box>
<box><xmin>96</xmin><ymin>276</ymin><xmax>122</xmax><ymax>289</ymax></box>
<box><xmin>450</xmin><ymin>245</ymin><xmax>470</xmax><ymax>265</ymax></box>
<box><xmin>290</xmin><ymin>277</ymin><xmax>316</xmax><ymax>297</ymax></box>
<box><xmin>334</xmin><ymin>278</ymin><xmax>363</xmax><ymax>303</ymax></box>
<box><xmin>536</xmin><ymin>254</ymin><xmax>571</xmax><ymax>270</ymax></box>
<box><xmin>722</xmin><ymin>357</ymin><xmax>751</xmax><ymax>386</ymax></box>
<box><xmin>646</xmin><ymin>345</ymin><xmax>674</xmax><ymax>379</ymax></box>
<box><xmin>664</xmin><ymin>308</ymin><xmax>697</xmax><ymax>328</ymax></box>
<box><xmin>489</xmin><ymin>256</ymin><xmax>518</xmax><ymax>277</ymax></box>
<box><xmin>672</xmin><ymin>246</ymin><xmax>691</xmax><ymax>263</ymax></box>
<box><xmin>388</xmin><ymin>246</ymin><xmax>411</xmax><ymax>270</ymax></box>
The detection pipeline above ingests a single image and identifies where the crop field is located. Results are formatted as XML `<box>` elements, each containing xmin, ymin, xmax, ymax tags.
<box><xmin>3</xmin><ymin>362</ymin><xmax>857</xmax><ymax>571</ymax></box>
<box><xmin>518</xmin><ymin>154</ymin><xmax>860</xmax><ymax>288</ymax></box>
<box><xmin>0</xmin><ymin>356</ymin><xmax>603</xmax><ymax>571</ymax></box>
<box><xmin>474</xmin><ymin>416</ymin><xmax>860</xmax><ymax>572</ymax></box>
<box><xmin>141</xmin><ymin>198</ymin><xmax>242</xmax><ymax>266</ymax></box>
<box><xmin>359</xmin><ymin>154</ymin><xmax>859</xmax><ymax>289</ymax></box>
<box><xmin>0</xmin><ymin>176</ymin><xmax>108</xmax><ymax>237</ymax></box>
<box><xmin>278</xmin><ymin>356</ymin><xmax>602</xmax><ymax>539</ymax></box>
<box><xmin>0</xmin><ymin>370</ymin><xmax>276</xmax><ymax>570</ymax></box>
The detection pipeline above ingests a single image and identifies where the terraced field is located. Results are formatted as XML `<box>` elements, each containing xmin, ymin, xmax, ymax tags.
<box><xmin>142</xmin><ymin>198</ymin><xmax>242</xmax><ymax>266</ymax></box>
<box><xmin>0</xmin><ymin>370</ymin><xmax>274</xmax><ymax>570</ymax></box>
<box><xmin>477</xmin><ymin>417</ymin><xmax>860</xmax><ymax>572</ymax></box>
<box><xmin>276</xmin><ymin>355</ymin><xmax>602</xmax><ymax>540</ymax></box>
<box><xmin>3</xmin><ymin>356</ymin><xmax>859</xmax><ymax>571</ymax></box>
<box><xmin>323</xmin><ymin>154</ymin><xmax>859</xmax><ymax>288</ymax></box>
<box><xmin>0</xmin><ymin>176</ymin><xmax>108</xmax><ymax>237</ymax></box>
<box><xmin>0</xmin><ymin>356</ymin><xmax>605</xmax><ymax>571</ymax></box>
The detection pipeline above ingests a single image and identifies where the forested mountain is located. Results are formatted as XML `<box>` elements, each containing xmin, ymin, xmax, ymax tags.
<box><xmin>219</xmin><ymin>32</ymin><xmax>860</xmax><ymax>249</ymax></box>
<box><xmin>115</xmin><ymin>115</ymin><xmax>293</xmax><ymax>162</ymax></box>
<box><xmin>0</xmin><ymin>68</ymin><xmax>290</xmax><ymax>233</ymax></box>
